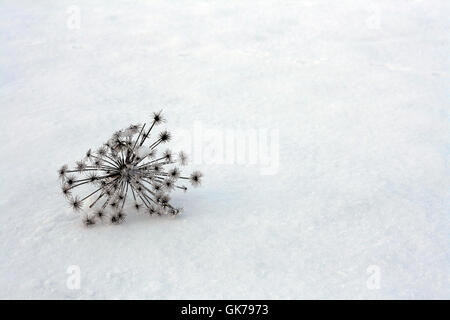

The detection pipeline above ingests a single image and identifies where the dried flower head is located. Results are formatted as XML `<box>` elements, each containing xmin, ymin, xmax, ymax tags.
<box><xmin>82</xmin><ymin>215</ymin><xmax>96</xmax><ymax>227</ymax></box>
<box><xmin>58</xmin><ymin>165</ymin><xmax>68</xmax><ymax>180</ymax></box>
<box><xmin>189</xmin><ymin>171</ymin><xmax>203</xmax><ymax>187</ymax></box>
<box><xmin>58</xmin><ymin>110</ymin><xmax>203</xmax><ymax>226</ymax></box>
<box><xmin>69</xmin><ymin>196</ymin><xmax>83</xmax><ymax>212</ymax></box>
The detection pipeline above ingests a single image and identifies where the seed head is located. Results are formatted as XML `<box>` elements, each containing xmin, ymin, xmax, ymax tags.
<box><xmin>159</xmin><ymin>130</ymin><xmax>171</xmax><ymax>143</ymax></box>
<box><xmin>95</xmin><ymin>209</ymin><xmax>105</xmax><ymax>219</ymax></box>
<box><xmin>163</xmin><ymin>149</ymin><xmax>172</xmax><ymax>162</ymax></box>
<box><xmin>152</xmin><ymin>110</ymin><xmax>165</xmax><ymax>124</ymax></box>
<box><xmin>82</xmin><ymin>215</ymin><xmax>96</xmax><ymax>227</ymax></box>
<box><xmin>61</xmin><ymin>184</ymin><xmax>72</xmax><ymax>198</ymax></box>
<box><xmin>58</xmin><ymin>165</ymin><xmax>68</xmax><ymax>180</ymax></box>
<box><xmin>190</xmin><ymin>171</ymin><xmax>203</xmax><ymax>187</ymax></box>
<box><xmin>69</xmin><ymin>196</ymin><xmax>83</xmax><ymax>212</ymax></box>
<box><xmin>59</xmin><ymin>110</ymin><xmax>202</xmax><ymax>226</ymax></box>
<box><xmin>147</xmin><ymin>206</ymin><xmax>157</xmax><ymax>215</ymax></box>
<box><xmin>76</xmin><ymin>160</ymin><xmax>87</xmax><ymax>173</ymax></box>
<box><xmin>66</xmin><ymin>175</ymin><xmax>76</xmax><ymax>186</ymax></box>
<box><xmin>163</xmin><ymin>179</ymin><xmax>175</xmax><ymax>191</ymax></box>
<box><xmin>169</xmin><ymin>167</ymin><xmax>180</xmax><ymax>180</ymax></box>
<box><xmin>97</xmin><ymin>146</ymin><xmax>107</xmax><ymax>157</ymax></box>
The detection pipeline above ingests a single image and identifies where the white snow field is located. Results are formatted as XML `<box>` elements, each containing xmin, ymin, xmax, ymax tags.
<box><xmin>0</xmin><ymin>0</ymin><xmax>449</xmax><ymax>299</ymax></box>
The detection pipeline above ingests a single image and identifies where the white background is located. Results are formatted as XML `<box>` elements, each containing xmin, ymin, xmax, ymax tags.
<box><xmin>0</xmin><ymin>0</ymin><xmax>448</xmax><ymax>299</ymax></box>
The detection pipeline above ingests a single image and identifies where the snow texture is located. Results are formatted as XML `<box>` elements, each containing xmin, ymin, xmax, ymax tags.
<box><xmin>0</xmin><ymin>0</ymin><xmax>449</xmax><ymax>299</ymax></box>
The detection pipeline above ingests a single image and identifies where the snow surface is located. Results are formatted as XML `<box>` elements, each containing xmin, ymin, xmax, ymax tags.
<box><xmin>0</xmin><ymin>0</ymin><xmax>449</xmax><ymax>299</ymax></box>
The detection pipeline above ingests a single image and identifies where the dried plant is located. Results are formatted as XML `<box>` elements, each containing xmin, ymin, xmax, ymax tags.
<box><xmin>58</xmin><ymin>111</ymin><xmax>202</xmax><ymax>226</ymax></box>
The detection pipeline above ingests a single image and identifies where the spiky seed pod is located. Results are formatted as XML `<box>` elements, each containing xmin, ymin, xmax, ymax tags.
<box><xmin>58</xmin><ymin>165</ymin><xmax>68</xmax><ymax>180</ymax></box>
<box><xmin>88</xmin><ymin>172</ymin><xmax>98</xmax><ymax>183</ymax></box>
<box><xmin>110</xmin><ymin>214</ymin><xmax>120</xmax><ymax>225</ymax></box>
<box><xmin>152</xmin><ymin>110</ymin><xmax>165</xmax><ymax>124</ymax></box>
<box><xmin>160</xmin><ymin>194</ymin><xmax>170</xmax><ymax>206</ymax></box>
<box><xmin>58</xmin><ymin>111</ymin><xmax>202</xmax><ymax>226</ymax></box>
<box><xmin>97</xmin><ymin>146</ymin><xmax>107</xmax><ymax>157</ymax></box>
<box><xmin>147</xmin><ymin>206</ymin><xmax>157</xmax><ymax>215</ymax></box>
<box><xmin>93</xmin><ymin>158</ymin><xmax>102</xmax><ymax>167</ymax></box>
<box><xmin>76</xmin><ymin>160</ymin><xmax>87</xmax><ymax>173</ymax></box>
<box><xmin>116</xmin><ymin>211</ymin><xmax>126</xmax><ymax>223</ymax></box>
<box><xmin>163</xmin><ymin>179</ymin><xmax>175</xmax><ymax>191</ymax></box>
<box><xmin>190</xmin><ymin>171</ymin><xmax>203</xmax><ymax>187</ymax></box>
<box><xmin>159</xmin><ymin>130</ymin><xmax>171</xmax><ymax>143</ymax></box>
<box><xmin>61</xmin><ymin>184</ymin><xmax>72</xmax><ymax>198</ymax></box>
<box><xmin>95</xmin><ymin>209</ymin><xmax>105</xmax><ymax>220</ymax></box>
<box><xmin>69</xmin><ymin>196</ymin><xmax>83</xmax><ymax>212</ymax></box>
<box><xmin>163</xmin><ymin>149</ymin><xmax>172</xmax><ymax>162</ymax></box>
<box><xmin>66</xmin><ymin>175</ymin><xmax>76</xmax><ymax>186</ymax></box>
<box><xmin>169</xmin><ymin>167</ymin><xmax>180</xmax><ymax>180</ymax></box>
<box><xmin>155</xmin><ymin>192</ymin><xmax>163</xmax><ymax>203</ymax></box>
<box><xmin>82</xmin><ymin>215</ymin><xmax>96</xmax><ymax>226</ymax></box>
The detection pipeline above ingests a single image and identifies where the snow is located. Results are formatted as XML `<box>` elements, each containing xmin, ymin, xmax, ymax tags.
<box><xmin>0</xmin><ymin>0</ymin><xmax>449</xmax><ymax>299</ymax></box>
